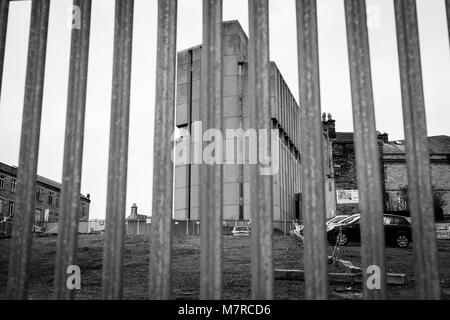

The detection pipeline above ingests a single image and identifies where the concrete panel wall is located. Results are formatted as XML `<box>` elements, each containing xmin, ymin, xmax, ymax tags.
<box><xmin>174</xmin><ymin>21</ymin><xmax>302</xmax><ymax>227</ymax></box>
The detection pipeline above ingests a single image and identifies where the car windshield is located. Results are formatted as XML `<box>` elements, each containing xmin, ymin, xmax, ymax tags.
<box><xmin>234</xmin><ymin>227</ymin><xmax>248</xmax><ymax>231</ymax></box>
<box><xmin>328</xmin><ymin>216</ymin><xmax>349</xmax><ymax>224</ymax></box>
<box><xmin>340</xmin><ymin>215</ymin><xmax>360</xmax><ymax>224</ymax></box>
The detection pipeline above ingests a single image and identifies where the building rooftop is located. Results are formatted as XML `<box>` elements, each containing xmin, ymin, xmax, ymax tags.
<box><xmin>0</xmin><ymin>161</ymin><xmax>90</xmax><ymax>201</ymax></box>
<box><xmin>384</xmin><ymin>135</ymin><xmax>450</xmax><ymax>155</ymax></box>
<box><xmin>334</xmin><ymin>133</ymin><xmax>450</xmax><ymax>155</ymax></box>
<box><xmin>335</xmin><ymin>132</ymin><xmax>355</xmax><ymax>143</ymax></box>
<box><xmin>126</xmin><ymin>213</ymin><xmax>150</xmax><ymax>221</ymax></box>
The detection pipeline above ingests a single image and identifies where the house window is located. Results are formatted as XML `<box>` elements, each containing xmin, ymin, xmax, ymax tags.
<box><xmin>0</xmin><ymin>175</ymin><xmax>4</xmax><ymax>190</ymax></box>
<box><xmin>81</xmin><ymin>203</ymin><xmax>87</xmax><ymax>218</ymax></box>
<box><xmin>8</xmin><ymin>201</ymin><xmax>15</xmax><ymax>216</ymax></box>
<box><xmin>48</xmin><ymin>191</ymin><xmax>53</xmax><ymax>205</ymax></box>
<box><xmin>35</xmin><ymin>209</ymin><xmax>43</xmax><ymax>223</ymax></box>
<box><xmin>10</xmin><ymin>178</ymin><xmax>16</xmax><ymax>193</ymax></box>
<box><xmin>36</xmin><ymin>187</ymin><xmax>44</xmax><ymax>202</ymax></box>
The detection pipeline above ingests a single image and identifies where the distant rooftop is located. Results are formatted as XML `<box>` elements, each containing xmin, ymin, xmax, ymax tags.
<box><xmin>334</xmin><ymin>133</ymin><xmax>450</xmax><ymax>155</ymax></box>
<box><xmin>384</xmin><ymin>135</ymin><xmax>450</xmax><ymax>155</ymax></box>
<box><xmin>0</xmin><ymin>161</ymin><xmax>90</xmax><ymax>201</ymax></box>
<box><xmin>335</xmin><ymin>132</ymin><xmax>355</xmax><ymax>143</ymax></box>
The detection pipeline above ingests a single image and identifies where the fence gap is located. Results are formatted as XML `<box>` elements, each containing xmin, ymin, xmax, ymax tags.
<box><xmin>101</xmin><ymin>0</ymin><xmax>134</xmax><ymax>300</ymax></box>
<box><xmin>248</xmin><ymin>0</ymin><xmax>273</xmax><ymax>300</ymax></box>
<box><xmin>199</xmin><ymin>0</ymin><xmax>223</xmax><ymax>300</ymax></box>
<box><xmin>149</xmin><ymin>0</ymin><xmax>177</xmax><ymax>300</ymax></box>
<box><xmin>6</xmin><ymin>0</ymin><xmax>50</xmax><ymax>300</ymax></box>
<box><xmin>344</xmin><ymin>0</ymin><xmax>386</xmax><ymax>299</ymax></box>
<box><xmin>296</xmin><ymin>0</ymin><xmax>328</xmax><ymax>300</ymax></box>
<box><xmin>53</xmin><ymin>0</ymin><xmax>91</xmax><ymax>300</ymax></box>
<box><xmin>394</xmin><ymin>0</ymin><xmax>440</xmax><ymax>300</ymax></box>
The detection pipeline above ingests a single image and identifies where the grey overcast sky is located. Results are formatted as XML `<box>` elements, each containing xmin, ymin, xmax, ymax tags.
<box><xmin>0</xmin><ymin>0</ymin><xmax>449</xmax><ymax>219</ymax></box>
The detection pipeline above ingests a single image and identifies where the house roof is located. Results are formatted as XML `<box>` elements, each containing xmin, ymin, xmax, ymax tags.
<box><xmin>126</xmin><ymin>213</ymin><xmax>150</xmax><ymax>221</ymax></box>
<box><xmin>0</xmin><ymin>161</ymin><xmax>90</xmax><ymax>201</ymax></box>
<box><xmin>335</xmin><ymin>132</ymin><xmax>354</xmax><ymax>143</ymax></box>
<box><xmin>384</xmin><ymin>135</ymin><xmax>450</xmax><ymax>155</ymax></box>
<box><xmin>334</xmin><ymin>133</ymin><xmax>450</xmax><ymax>155</ymax></box>
<box><xmin>428</xmin><ymin>135</ymin><xmax>450</xmax><ymax>154</ymax></box>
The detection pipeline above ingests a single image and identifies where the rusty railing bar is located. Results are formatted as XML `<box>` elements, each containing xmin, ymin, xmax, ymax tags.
<box><xmin>248</xmin><ymin>0</ymin><xmax>273</xmax><ymax>300</ymax></box>
<box><xmin>101</xmin><ymin>0</ymin><xmax>134</xmax><ymax>300</ymax></box>
<box><xmin>394</xmin><ymin>0</ymin><xmax>440</xmax><ymax>299</ymax></box>
<box><xmin>6</xmin><ymin>0</ymin><xmax>50</xmax><ymax>300</ymax></box>
<box><xmin>344</xmin><ymin>0</ymin><xmax>386</xmax><ymax>300</ymax></box>
<box><xmin>296</xmin><ymin>0</ymin><xmax>328</xmax><ymax>300</ymax></box>
<box><xmin>446</xmin><ymin>0</ymin><xmax>450</xmax><ymax>46</ymax></box>
<box><xmin>0</xmin><ymin>0</ymin><xmax>9</xmax><ymax>97</ymax></box>
<box><xmin>149</xmin><ymin>0</ymin><xmax>177</xmax><ymax>300</ymax></box>
<box><xmin>53</xmin><ymin>0</ymin><xmax>91</xmax><ymax>300</ymax></box>
<box><xmin>199</xmin><ymin>0</ymin><xmax>223</xmax><ymax>300</ymax></box>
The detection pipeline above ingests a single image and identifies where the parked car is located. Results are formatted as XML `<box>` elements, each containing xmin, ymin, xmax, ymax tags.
<box><xmin>299</xmin><ymin>214</ymin><xmax>359</xmax><ymax>236</ymax></box>
<box><xmin>326</xmin><ymin>215</ymin><xmax>349</xmax><ymax>225</ymax></box>
<box><xmin>231</xmin><ymin>226</ymin><xmax>251</xmax><ymax>236</ymax></box>
<box><xmin>327</xmin><ymin>214</ymin><xmax>358</xmax><ymax>229</ymax></box>
<box><xmin>327</xmin><ymin>214</ymin><xmax>412</xmax><ymax>248</ymax></box>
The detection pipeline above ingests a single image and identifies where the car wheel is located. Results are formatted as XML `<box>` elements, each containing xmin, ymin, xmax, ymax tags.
<box><xmin>335</xmin><ymin>233</ymin><xmax>348</xmax><ymax>246</ymax></box>
<box><xmin>396</xmin><ymin>234</ymin><xmax>409</xmax><ymax>248</ymax></box>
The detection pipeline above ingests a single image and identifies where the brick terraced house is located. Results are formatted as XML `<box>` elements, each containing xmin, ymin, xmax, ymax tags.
<box><xmin>0</xmin><ymin>162</ymin><xmax>90</xmax><ymax>235</ymax></box>
<box><xmin>383</xmin><ymin>135</ymin><xmax>450</xmax><ymax>217</ymax></box>
<box><xmin>330</xmin><ymin>128</ymin><xmax>450</xmax><ymax>218</ymax></box>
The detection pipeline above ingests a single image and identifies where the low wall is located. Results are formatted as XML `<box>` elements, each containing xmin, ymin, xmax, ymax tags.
<box><xmin>43</xmin><ymin>222</ymin><xmax>89</xmax><ymax>234</ymax></box>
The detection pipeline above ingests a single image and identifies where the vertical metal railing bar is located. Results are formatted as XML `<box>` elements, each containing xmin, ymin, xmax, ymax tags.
<box><xmin>199</xmin><ymin>0</ymin><xmax>223</xmax><ymax>300</ymax></box>
<box><xmin>446</xmin><ymin>0</ymin><xmax>450</xmax><ymax>47</ymax></box>
<box><xmin>6</xmin><ymin>0</ymin><xmax>50</xmax><ymax>300</ymax></box>
<box><xmin>394</xmin><ymin>0</ymin><xmax>440</xmax><ymax>299</ymax></box>
<box><xmin>149</xmin><ymin>0</ymin><xmax>177</xmax><ymax>300</ymax></box>
<box><xmin>344</xmin><ymin>0</ymin><xmax>386</xmax><ymax>300</ymax></box>
<box><xmin>295</xmin><ymin>0</ymin><xmax>328</xmax><ymax>300</ymax></box>
<box><xmin>53</xmin><ymin>0</ymin><xmax>91</xmax><ymax>300</ymax></box>
<box><xmin>0</xmin><ymin>0</ymin><xmax>9</xmax><ymax>98</ymax></box>
<box><xmin>248</xmin><ymin>0</ymin><xmax>273</xmax><ymax>300</ymax></box>
<box><xmin>101</xmin><ymin>0</ymin><xmax>133</xmax><ymax>300</ymax></box>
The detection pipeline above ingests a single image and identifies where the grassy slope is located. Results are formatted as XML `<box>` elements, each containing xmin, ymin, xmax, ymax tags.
<box><xmin>1</xmin><ymin>234</ymin><xmax>450</xmax><ymax>299</ymax></box>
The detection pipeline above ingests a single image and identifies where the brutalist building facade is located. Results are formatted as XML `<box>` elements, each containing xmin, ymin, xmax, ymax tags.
<box><xmin>174</xmin><ymin>21</ymin><xmax>335</xmax><ymax>232</ymax></box>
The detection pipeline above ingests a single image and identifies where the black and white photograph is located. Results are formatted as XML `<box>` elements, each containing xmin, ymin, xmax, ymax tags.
<box><xmin>0</xmin><ymin>0</ymin><xmax>449</xmax><ymax>310</ymax></box>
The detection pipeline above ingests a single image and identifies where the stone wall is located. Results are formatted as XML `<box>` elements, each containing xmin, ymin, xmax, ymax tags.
<box><xmin>385</xmin><ymin>161</ymin><xmax>450</xmax><ymax>216</ymax></box>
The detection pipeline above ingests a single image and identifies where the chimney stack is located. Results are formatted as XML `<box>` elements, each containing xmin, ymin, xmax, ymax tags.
<box><xmin>378</xmin><ymin>132</ymin><xmax>389</xmax><ymax>144</ymax></box>
<box><xmin>322</xmin><ymin>113</ymin><xmax>336</xmax><ymax>140</ymax></box>
<box><xmin>131</xmin><ymin>203</ymin><xmax>138</xmax><ymax>219</ymax></box>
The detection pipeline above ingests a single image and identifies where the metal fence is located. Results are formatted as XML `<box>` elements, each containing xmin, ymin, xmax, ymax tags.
<box><xmin>1</xmin><ymin>0</ymin><xmax>447</xmax><ymax>300</ymax></box>
<box><xmin>125</xmin><ymin>220</ymin><xmax>293</xmax><ymax>236</ymax></box>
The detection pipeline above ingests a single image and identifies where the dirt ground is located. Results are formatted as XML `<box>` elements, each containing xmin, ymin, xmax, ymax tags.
<box><xmin>1</xmin><ymin>233</ymin><xmax>450</xmax><ymax>300</ymax></box>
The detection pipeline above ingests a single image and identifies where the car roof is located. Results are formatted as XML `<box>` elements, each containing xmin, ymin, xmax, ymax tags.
<box><xmin>384</xmin><ymin>214</ymin><xmax>407</xmax><ymax>219</ymax></box>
